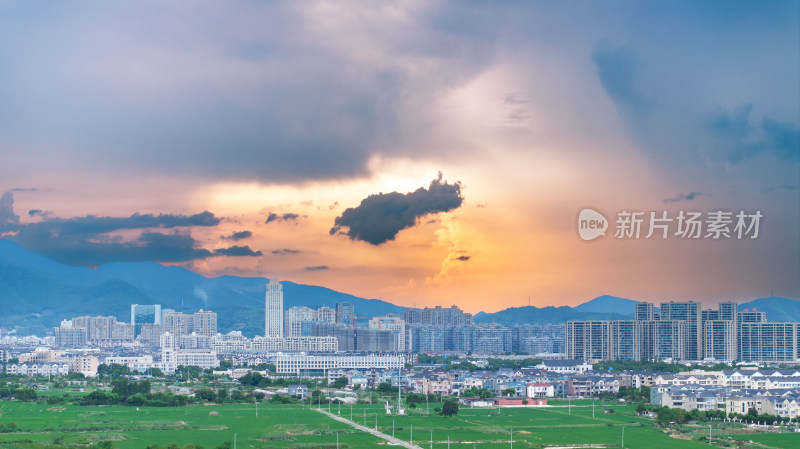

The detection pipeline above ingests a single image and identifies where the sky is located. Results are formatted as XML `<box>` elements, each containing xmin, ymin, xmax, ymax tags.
<box><xmin>0</xmin><ymin>1</ymin><xmax>798</xmax><ymax>313</ymax></box>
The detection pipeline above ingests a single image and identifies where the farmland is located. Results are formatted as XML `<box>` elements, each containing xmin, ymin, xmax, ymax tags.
<box><xmin>0</xmin><ymin>399</ymin><xmax>798</xmax><ymax>448</ymax></box>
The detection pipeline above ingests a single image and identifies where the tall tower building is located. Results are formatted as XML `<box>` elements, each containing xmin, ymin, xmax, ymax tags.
<box><xmin>131</xmin><ymin>304</ymin><xmax>162</xmax><ymax>338</ymax></box>
<box><xmin>265</xmin><ymin>279</ymin><xmax>284</xmax><ymax>338</ymax></box>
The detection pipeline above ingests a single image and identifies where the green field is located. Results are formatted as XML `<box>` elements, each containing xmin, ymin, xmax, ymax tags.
<box><xmin>1</xmin><ymin>399</ymin><xmax>798</xmax><ymax>448</ymax></box>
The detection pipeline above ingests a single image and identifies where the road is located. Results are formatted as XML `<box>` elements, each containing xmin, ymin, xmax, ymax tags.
<box><xmin>314</xmin><ymin>407</ymin><xmax>425</xmax><ymax>449</ymax></box>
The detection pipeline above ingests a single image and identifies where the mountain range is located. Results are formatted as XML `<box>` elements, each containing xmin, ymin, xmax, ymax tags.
<box><xmin>1</xmin><ymin>239</ymin><xmax>798</xmax><ymax>336</ymax></box>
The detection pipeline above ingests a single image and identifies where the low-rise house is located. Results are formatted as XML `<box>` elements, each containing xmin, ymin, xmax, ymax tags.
<box><xmin>288</xmin><ymin>384</ymin><xmax>309</xmax><ymax>400</ymax></box>
<box><xmin>526</xmin><ymin>382</ymin><xmax>554</xmax><ymax>398</ymax></box>
<box><xmin>536</xmin><ymin>359</ymin><xmax>592</xmax><ymax>374</ymax></box>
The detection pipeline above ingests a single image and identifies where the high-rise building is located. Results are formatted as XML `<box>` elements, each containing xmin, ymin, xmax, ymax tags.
<box><xmin>565</xmin><ymin>321</ymin><xmax>612</xmax><ymax>361</ymax></box>
<box><xmin>703</xmin><ymin>320</ymin><xmax>737</xmax><ymax>361</ymax></box>
<box><xmin>163</xmin><ymin>312</ymin><xmax>191</xmax><ymax>338</ymax></box>
<box><xmin>738</xmin><ymin>323</ymin><xmax>798</xmax><ymax>362</ymax></box>
<box><xmin>403</xmin><ymin>305</ymin><xmax>473</xmax><ymax>327</ymax></box>
<box><xmin>54</xmin><ymin>322</ymin><xmax>87</xmax><ymax>348</ymax></box>
<box><xmin>336</xmin><ymin>302</ymin><xmax>355</xmax><ymax>325</ymax></box>
<box><xmin>193</xmin><ymin>309</ymin><xmax>217</xmax><ymax>336</ymax></box>
<box><xmin>131</xmin><ymin>304</ymin><xmax>162</xmax><ymax>338</ymax></box>
<box><xmin>611</xmin><ymin>321</ymin><xmax>640</xmax><ymax>360</ymax></box>
<box><xmin>265</xmin><ymin>279</ymin><xmax>284</xmax><ymax>338</ymax></box>
<box><xmin>368</xmin><ymin>314</ymin><xmax>407</xmax><ymax>351</ymax></box>
<box><xmin>652</xmin><ymin>320</ymin><xmax>687</xmax><ymax>360</ymax></box>
<box><xmin>719</xmin><ymin>302</ymin><xmax>738</xmax><ymax>322</ymax></box>
<box><xmin>311</xmin><ymin>323</ymin><xmax>355</xmax><ymax>351</ymax></box>
<box><xmin>317</xmin><ymin>306</ymin><xmax>336</xmax><ymax>323</ymax></box>
<box><xmin>738</xmin><ymin>309</ymin><xmax>767</xmax><ymax>323</ymax></box>
<box><xmin>286</xmin><ymin>306</ymin><xmax>318</xmax><ymax>338</ymax></box>
<box><xmin>634</xmin><ymin>303</ymin><xmax>654</xmax><ymax>321</ymax></box>
<box><xmin>660</xmin><ymin>301</ymin><xmax>702</xmax><ymax>360</ymax></box>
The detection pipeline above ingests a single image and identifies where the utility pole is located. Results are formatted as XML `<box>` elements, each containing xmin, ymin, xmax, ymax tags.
<box><xmin>393</xmin><ymin>419</ymin><xmax>395</xmax><ymax>438</ymax></box>
<box><xmin>233</xmin><ymin>433</ymin><xmax>237</xmax><ymax>449</ymax></box>
<box><xmin>592</xmin><ymin>400</ymin><xmax>595</xmax><ymax>418</ymax></box>
<box><xmin>256</xmin><ymin>401</ymin><xmax>258</xmax><ymax>418</ymax></box>
<box><xmin>510</xmin><ymin>428</ymin><xmax>513</xmax><ymax>449</ymax></box>
<box><xmin>621</xmin><ymin>425</ymin><xmax>624</xmax><ymax>448</ymax></box>
<box><xmin>336</xmin><ymin>432</ymin><xmax>339</xmax><ymax>449</ymax></box>
<box><xmin>410</xmin><ymin>424</ymin><xmax>413</xmax><ymax>445</ymax></box>
<box><xmin>375</xmin><ymin>414</ymin><xmax>377</xmax><ymax>431</ymax></box>
<box><xmin>430</xmin><ymin>430</ymin><xmax>433</xmax><ymax>449</ymax></box>
<box><xmin>568</xmin><ymin>397</ymin><xmax>571</xmax><ymax>415</ymax></box>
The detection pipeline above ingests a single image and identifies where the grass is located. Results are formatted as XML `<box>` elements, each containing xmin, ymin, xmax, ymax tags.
<box><xmin>1</xmin><ymin>399</ymin><xmax>799</xmax><ymax>448</ymax></box>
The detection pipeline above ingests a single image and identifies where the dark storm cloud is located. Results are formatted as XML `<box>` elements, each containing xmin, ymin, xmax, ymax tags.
<box><xmin>0</xmin><ymin>192</ymin><xmax>20</xmax><ymax>233</ymax></box>
<box><xmin>265</xmin><ymin>212</ymin><xmax>300</xmax><ymax>224</ymax></box>
<box><xmin>11</xmin><ymin>210</ymin><xmax>219</xmax><ymax>238</ymax></box>
<box><xmin>0</xmin><ymin>192</ymin><xmax>253</xmax><ymax>265</ymax></box>
<box><xmin>222</xmin><ymin>230</ymin><xmax>252</xmax><ymax>241</ymax></box>
<box><xmin>663</xmin><ymin>192</ymin><xmax>707</xmax><ymax>204</ymax></box>
<box><xmin>330</xmin><ymin>174</ymin><xmax>463</xmax><ymax>245</ymax></box>
<box><xmin>0</xmin><ymin>3</ymin><xmax>498</xmax><ymax>186</ymax></box>
<box><xmin>305</xmin><ymin>265</ymin><xmax>329</xmax><ymax>271</ymax></box>
<box><xmin>272</xmin><ymin>248</ymin><xmax>301</xmax><ymax>255</ymax></box>
<box><xmin>213</xmin><ymin>245</ymin><xmax>262</xmax><ymax>257</ymax></box>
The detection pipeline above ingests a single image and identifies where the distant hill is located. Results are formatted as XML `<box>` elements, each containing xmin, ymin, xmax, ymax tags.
<box><xmin>0</xmin><ymin>239</ymin><xmax>403</xmax><ymax>336</ymax></box>
<box><xmin>739</xmin><ymin>297</ymin><xmax>800</xmax><ymax>323</ymax></box>
<box><xmin>2</xmin><ymin>238</ymin><xmax>798</xmax><ymax>336</ymax></box>
<box><xmin>473</xmin><ymin>304</ymin><xmax>633</xmax><ymax>325</ymax></box>
<box><xmin>573</xmin><ymin>295</ymin><xmax>638</xmax><ymax>315</ymax></box>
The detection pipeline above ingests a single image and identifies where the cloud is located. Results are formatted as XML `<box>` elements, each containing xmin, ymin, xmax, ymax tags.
<box><xmin>455</xmin><ymin>255</ymin><xmax>470</xmax><ymax>261</ymax></box>
<box><xmin>305</xmin><ymin>265</ymin><xmax>329</xmax><ymax>271</ymax></box>
<box><xmin>706</xmin><ymin>104</ymin><xmax>800</xmax><ymax>165</ymax></box>
<box><xmin>0</xmin><ymin>192</ymin><xmax>20</xmax><ymax>233</ymax></box>
<box><xmin>265</xmin><ymin>212</ymin><xmax>301</xmax><ymax>224</ymax></box>
<box><xmin>330</xmin><ymin>173</ymin><xmax>464</xmax><ymax>245</ymax></box>
<box><xmin>591</xmin><ymin>41</ymin><xmax>649</xmax><ymax>115</ymax></box>
<box><xmin>272</xmin><ymin>248</ymin><xmax>301</xmax><ymax>255</ymax></box>
<box><xmin>761</xmin><ymin>184</ymin><xmax>798</xmax><ymax>194</ymax></box>
<box><xmin>0</xmin><ymin>2</ymin><xmax>499</xmax><ymax>186</ymax></box>
<box><xmin>222</xmin><ymin>230</ymin><xmax>252</xmax><ymax>241</ymax></box>
<box><xmin>213</xmin><ymin>245</ymin><xmax>262</xmax><ymax>257</ymax></box>
<box><xmin>663</xmin><ymin>192</ymin><xmax>707</xmax><ymax>204</ymax></box>
<box><xmin>0</xmin><ymin>193</ymin><xmax>249</xmax><ymax>265</ymax></box>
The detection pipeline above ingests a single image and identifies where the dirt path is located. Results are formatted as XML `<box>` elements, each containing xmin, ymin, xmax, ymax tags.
<box><xmin>313</xmin><ymin>407</ymin><xmax>424</xmax><ymax>449</ymax></box>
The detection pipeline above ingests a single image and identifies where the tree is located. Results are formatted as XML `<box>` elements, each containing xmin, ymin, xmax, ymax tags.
<box><xmin>635</xmin><ymin>403</ymin><xmax>647</xmax><ymax>415</ymax></box>
<box><xmin>502</xmin><ymin>388</ymin><xmax>516</xmax><ymax>397</ymax></box>
<box><xmin>376</xmin><ymin>382</ymin><xmax>394</xmax><ymax>394</ymax></box>
<box><xmin>462</xmin><ymin>387</ymin><xmax>493</xmax><ymax>399</ymax></box>
<box><xmin>196</xmin><ymin>388</ymin><xmax>216</xmax><ymax>402</ymax></box>
<box><xmin>331</xmin><ymin>376</ymin><xmax>348</xmax><ymax>389</ymax></box>
<box><xmin>14</xmin><ymin>388</ymin><xmax>37</xmax><ymax>402</ymax></box>
<box><xmin>441</xmin><ymin>399</ymin><xmax>459</xmax><ymax>416</ymax></box>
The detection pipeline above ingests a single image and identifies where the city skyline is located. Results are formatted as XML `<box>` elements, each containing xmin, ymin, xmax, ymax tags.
<box><xmin>0</xmin><ymin>1</ymin><xmax>798</xmax><ymax>313</ymax></box>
